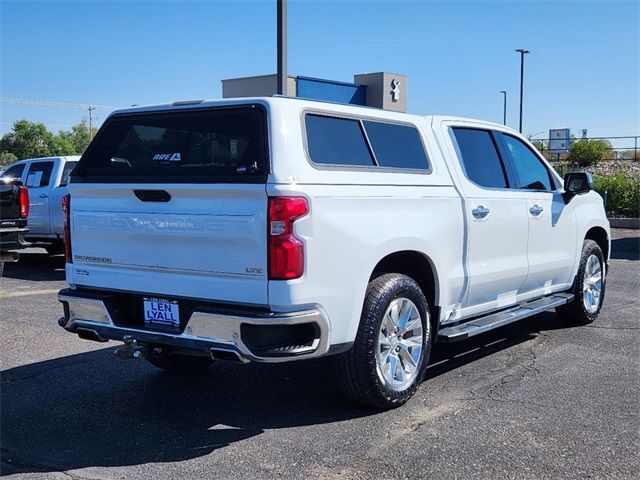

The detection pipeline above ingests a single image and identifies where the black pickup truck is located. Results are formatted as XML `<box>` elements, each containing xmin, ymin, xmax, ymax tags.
<box><xmin>1</xmin><ymin>177</ymin><xmax>29</xmax><ymax>263</ymax></box>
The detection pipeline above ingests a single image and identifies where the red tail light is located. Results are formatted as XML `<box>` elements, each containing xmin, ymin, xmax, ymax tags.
<box><xmin>62</xmin><ymin>194</ymin><xmax>72</xmax><ymax>263</ymax></box>
<box><xmin>18</xmin><ymin>186</ymin><xmax>29</xmax><ymax>218</ymax></box>
<box><xmin>268</xmin><ymin>196</ymin><xmax>308</xmax><ymax>280</ymax></box>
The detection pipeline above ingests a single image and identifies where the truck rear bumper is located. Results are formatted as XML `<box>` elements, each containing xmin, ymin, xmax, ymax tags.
<box><xmin>58</xmin><ymin>289</ymin><xmax>330</xmax><ymax>363</ymax></box>
<box><xmin>0</xmin><ymin>227</ymin><xmax>29</xmax><ymax>252</ymax></box>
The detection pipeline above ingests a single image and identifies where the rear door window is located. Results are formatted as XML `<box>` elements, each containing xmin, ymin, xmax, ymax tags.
<box><xmin>25</xmin><ymin>161</ymin><xmax>54</xmax><ymax>188</ymax></box>
<box><xmin>73</xmin><ymin>106</ymin><xmax>268</xmax><ymax>183</ymax></box>
<box><xmin>451</xmin><ymin>128</ymin><xmax>508</xmax><ymax>189</ymax></box>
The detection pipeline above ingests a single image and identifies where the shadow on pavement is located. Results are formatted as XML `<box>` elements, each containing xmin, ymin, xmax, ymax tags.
<box><xmin>1</xmin><ymin>311</ymin><xmax>573</xmax><ymax>476</ymax></box>
<box><xmin>1</xmin><ymin>349</ymin><xmax>367</xmax><ymax>475</ymax></box>
<box><xmin>2</xmin><ymin>250</ymin><xmax>65</xmax><ymax>282</ymax></box>
<box><xmin>611</xmin><ymin>236</ymin><xmax>639</xmax><ymax>261</ymax></box>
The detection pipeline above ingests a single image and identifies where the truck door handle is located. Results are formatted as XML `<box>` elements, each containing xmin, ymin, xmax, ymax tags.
<box><xmin>472</xmin><ymin>206</ymin><xmax>490</xmax><ymax>219</ymax></box>
<box><xmin>529</xmin><ymin>204</ymin><xmax>544</xmax><ymax>216</ymax></box>
<box><xmin>39</xmin><ymin>194</ymin><xmax>48</xmax><ymax>198</ymax></box>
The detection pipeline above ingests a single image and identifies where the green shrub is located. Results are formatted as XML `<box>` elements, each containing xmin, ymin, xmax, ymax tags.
<box><xmin>567</xmin><ymin>138</ymin><xmax>611</xmax><ymax>167</ymax></box>
<box><xmin>593</xmin><ymin>171</ymin><xmax>640</xmax><ymax>217</ymax></box>
<box><xmin>0</xmin><ymin>151</ymin><xmax>17</xmax><ymax>167</ymax></box>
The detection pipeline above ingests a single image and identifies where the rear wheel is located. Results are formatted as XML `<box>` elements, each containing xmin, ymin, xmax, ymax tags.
<box><xmin>45</xmin><ymin>241</ymin><xmax>65</xmax><ymax>256</ymax></box>
<box><xmin>146</xmin><ymin>352</ymin><xmax>213</xmax><ymax>372</ymax></box>
<box><xmin>335</xmin><ymin>273</ymin><xmax>432</xmax><ymax>409</ymax></box>
<box><xmin>556</xmin><ymin>239</ymin><xmax>606</xmax><ymax>325</ymax></box>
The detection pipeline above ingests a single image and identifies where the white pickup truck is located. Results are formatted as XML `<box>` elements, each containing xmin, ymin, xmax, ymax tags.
<box><xmin>0</xmin><ymin>155</ymin><xmax>80</xmax><ymax>254</ymax></box>
<box><xmin>57</xmin><ymin>97</ymin><xmax>609</xmax><ymax>409</ymax></box>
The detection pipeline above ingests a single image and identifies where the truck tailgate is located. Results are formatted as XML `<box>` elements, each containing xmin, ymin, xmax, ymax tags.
<box><xmin>0</xmin><ymin>180</ymin><xmax>22</xmax><ymax>220</ymax></box>
<box><xmin>69</xmin><ymin>184</ymin><xmax>268</xmax><ymax>305</ymax></box>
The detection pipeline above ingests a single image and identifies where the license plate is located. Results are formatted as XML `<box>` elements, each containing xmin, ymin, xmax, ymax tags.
<box><xmin>143</xmin><ymin>297</ymin><xmax>180</xmax><ymax>327</ymax></box>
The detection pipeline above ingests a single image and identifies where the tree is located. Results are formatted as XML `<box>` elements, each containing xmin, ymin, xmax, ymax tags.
<box><xmin>50</xmin><ymin>134</ymin><xmax>76</xmax><ymax>156</ymax></box>
<box><xmin>0</xmin><ymin>119</ymin><xmax>75</xmax><ymax>160</ymax></box>
<box><xmin>0</xmin><ymin>151</ymin><xmax>17</xmax><ymax>167</ymax></box>
<box><xmin>57</xmin><ymin>120</ymin><xmax>97</xmax><ymax>154</ymax></box>
<box><xmin>529</xmin><ymin>138</ymin><xmax>545</xmax><ymax>154</ymax></box>
<box><xmin>566</xmin><ymin>138</ymin><xmax>612</xmax><ymax>167</ymax></box>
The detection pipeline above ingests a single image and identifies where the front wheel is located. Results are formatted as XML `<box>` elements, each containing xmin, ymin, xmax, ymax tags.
<box><xmin>556</xmin><ymin>239</ymin><xmax>606</xmax><ymax>325</ymax></box>
<box><xmin>335</xmin><ymin>273</ymin><xmax>432</xmax><ymax>409</ymax></box>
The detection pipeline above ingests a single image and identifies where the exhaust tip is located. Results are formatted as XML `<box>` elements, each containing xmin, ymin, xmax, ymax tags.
<box><xmin>76</xmin><ymin>328</ymin><xmax>108</xmax><ymax>343</ymax></box>
<box><xmin>0</xmin><ymin>251</ymin><xmax>19</xmax><ymax>263</ymax></box>
<box><xmin>209</xmin><ymin>347</ymin><xmax>247</xmax><ymax>363</ymax></box>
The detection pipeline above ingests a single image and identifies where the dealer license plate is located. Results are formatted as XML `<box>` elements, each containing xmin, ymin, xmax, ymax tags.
<box><xmin>143</xmin><ymin>297</ymin><xmax>180</xmax><ymax>327</ymax></box>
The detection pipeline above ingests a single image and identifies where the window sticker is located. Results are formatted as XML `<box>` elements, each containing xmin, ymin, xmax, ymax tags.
<box><xmin>26</xmin><ymin>171</ymin><xmax>43</xmax><ymax>187</ymax></box>
<box><xmin>152</xmin><ymin>153</ymin><xmax>182</xmax><ymax>162</ymax></box>
<box><xmin>230</xmin><ymin>139</ymin><xmax>239</xmax><ymax>159</ymax></box>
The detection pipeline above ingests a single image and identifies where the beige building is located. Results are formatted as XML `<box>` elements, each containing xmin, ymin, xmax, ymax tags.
<box><xmin>222</xmin><ymin>72</ymin><xmax>408</xmax><ymax>113</ymax></box>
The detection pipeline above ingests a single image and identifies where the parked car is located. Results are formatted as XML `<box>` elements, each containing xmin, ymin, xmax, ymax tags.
<box><xmin>57</xmin><ymin>97</ymin><xmax>609</xmax><ymax>409</ymax></box>
<box><xmin>0</xmin><ymin>156</ymin><xmax>80</xmax><ymax>254</ymax></box>
<box><xmin>0</xmin><ymin>177</ymin><xmax>29</xmax><ymax>270</ymax></box>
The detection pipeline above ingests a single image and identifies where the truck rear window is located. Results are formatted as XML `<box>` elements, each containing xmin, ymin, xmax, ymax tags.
<box><xmin>72</xmin><ymin>106</ymin><xmax>268</xmax><ymax>183</ymax></box>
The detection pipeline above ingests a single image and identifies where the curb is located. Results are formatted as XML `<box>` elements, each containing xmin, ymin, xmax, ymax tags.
<box><xmin>608</xmin><ymin>218</ymin><xmax>640</xmax><ymax>229</ymax></box>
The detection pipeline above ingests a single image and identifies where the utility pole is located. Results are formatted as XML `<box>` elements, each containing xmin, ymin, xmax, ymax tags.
<box><xmin>515</xmin><ymin>48</ymin><xmax>529</xmax><ymax>133</ymax></box>
<box><xmin>276</xmin><ymin>0</ymin><xmax>287</xmax><ymax>95</ymax></box>
<box><xmin>88</xmin><ymin>105</ymin><xmax>95</xmax><ymax>140</ymax></box>
<box><xmin>500</xmin><ymin>90</ymin><xmax>507</xmax><ymax>125</ymax></box>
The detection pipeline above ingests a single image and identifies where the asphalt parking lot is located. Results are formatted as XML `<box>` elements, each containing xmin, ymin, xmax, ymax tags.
<box><xmin>1</xmin><ymin>229</ymin><xmax>638</xmax><ymax>480</ymax></box>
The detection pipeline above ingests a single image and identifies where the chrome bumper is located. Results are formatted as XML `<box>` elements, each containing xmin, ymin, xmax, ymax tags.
<box><xmin>58</xmin><ymin>290</ymin><xmax>330</xmax><ymax>363</ymax></box>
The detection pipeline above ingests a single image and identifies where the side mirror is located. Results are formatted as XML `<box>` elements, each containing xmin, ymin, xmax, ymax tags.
<box><xmin>563</xmin><ymin>172</ymin><xmax>593</xmax><ymax>201</ymax></box>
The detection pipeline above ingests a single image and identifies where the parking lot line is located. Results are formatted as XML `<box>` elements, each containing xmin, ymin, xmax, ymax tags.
<box><xmin>0</xmin><ymin>289</ymin><xmax>60</xmax><ymax>298</ymax></box>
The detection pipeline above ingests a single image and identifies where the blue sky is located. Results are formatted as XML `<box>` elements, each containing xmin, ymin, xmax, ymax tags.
<box><xmin>1</xmin><ymin>0</ymin><xmax>638</xmax><ymax>144</ymax></box>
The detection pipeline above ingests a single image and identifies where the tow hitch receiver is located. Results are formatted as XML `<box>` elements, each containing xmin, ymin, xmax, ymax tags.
<box><xmin>114</xmin><ymin>336</ymin><xmax>147</xmax><ymax>360</ymax></box>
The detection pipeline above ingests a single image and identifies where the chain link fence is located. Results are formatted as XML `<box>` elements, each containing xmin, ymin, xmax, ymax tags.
<box><xmin>529</xmin><ymin>135</ymin><xmax>639</xmax><ymax>162</ymax></box>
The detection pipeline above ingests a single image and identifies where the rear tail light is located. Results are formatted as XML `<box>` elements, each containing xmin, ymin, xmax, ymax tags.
<box><xmin>268</xmin><ymin>196</ymin><xmax>308</xmax><ymax>280</ymax></box>
<box><xmin>62</xmin><ymin>194</ymin><xmax>72</xmax><ymax>263</ymax></box>
<box><xmin>18</xmin><ymin>186</ymin><xmax>29</xmax><ymax>218</ymax></box>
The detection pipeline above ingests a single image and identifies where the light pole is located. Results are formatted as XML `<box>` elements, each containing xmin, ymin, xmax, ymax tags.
<box><xmin>500</xmin><ymin>90</ymin><xmax>507</xmax><ymax>125</ymax></box>
<box><xmin>88</xmin><ymin>105</ymin><xmax>95</xmax><ymax>140</ymax></box>
<box><xmin>515</xmin><ymin>48</ymin><xmax>529</xmax><ymax>133</ymax></box>
<box><xmin>276</xmin><ymin>0</ymin><xmax>287</xmax><ymax>95</ymax></box>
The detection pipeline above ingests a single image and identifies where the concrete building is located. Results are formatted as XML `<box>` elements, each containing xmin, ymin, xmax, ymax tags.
<box><xmin>221</xmin><ymin>72</ymin><xmax>408</xmax><ymax>113</ymax></box>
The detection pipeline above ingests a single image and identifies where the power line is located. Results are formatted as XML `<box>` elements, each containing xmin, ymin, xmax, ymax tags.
<box><xmin>0</xmin><ymin>97</ymin><xmax>119</xmax><ymax>110</ymax></box>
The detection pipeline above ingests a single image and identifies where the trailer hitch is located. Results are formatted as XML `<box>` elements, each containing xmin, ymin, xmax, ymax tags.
<box><xmin>114</xmin><ymin>335</ymin><xmax>147</xmax><ymax>360</ymax></box>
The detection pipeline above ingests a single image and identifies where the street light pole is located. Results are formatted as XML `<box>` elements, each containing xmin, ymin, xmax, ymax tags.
<box><xmin>88</xmin><ymin>105</ymin><xmax>95</xmax><ymax>140</ymax></box>
<box><xmin>500</xmin><ymin>90</ymin><xmax>507</xmax><ymax>125</ymax></box>
<box><xmin>515</xmin><ymin>48</ymin><xmax>529</xmax><ymax>133</ymax></box>
<box><xmin>276</xmin><ymin>0</ymin><xmax>287</xmax><ymax>95</ymax></box>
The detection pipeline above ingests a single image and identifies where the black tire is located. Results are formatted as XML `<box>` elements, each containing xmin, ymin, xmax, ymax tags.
<box><xmin>335</xmin><ymin>273</ymin><xmax>432</xmax><ymax>409</ymax></box>
<box><xmin>555</xmin><ymin>239</ymin><xmax>606</xmax><ymax>325</ymax></box>
<box><xmin>45</xmin><ymin>241</ymin><xmax>64</xmax><ymax>256</ymax></box>
<box><xmin>146</xmin><ymin>352</ymin><xmax>213</xmax><ymax>372</ymax></box>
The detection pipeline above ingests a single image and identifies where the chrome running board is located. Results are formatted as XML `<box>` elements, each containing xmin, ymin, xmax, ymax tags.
<box><xmin>437</xmin><ymin>293</ymin><xmax>574</xmax><ymax>343</ymax></box>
